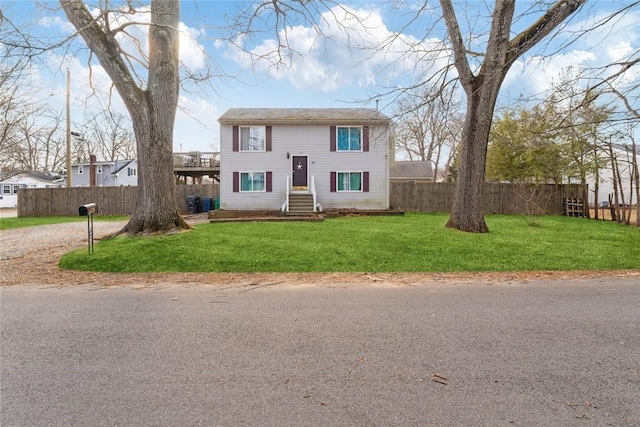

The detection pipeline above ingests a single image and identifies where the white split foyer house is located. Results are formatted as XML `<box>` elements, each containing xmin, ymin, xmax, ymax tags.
<box><xmin>218</xmin><ymin>108</ymin><xmax>395</xmax><ymax>212</ymax></box>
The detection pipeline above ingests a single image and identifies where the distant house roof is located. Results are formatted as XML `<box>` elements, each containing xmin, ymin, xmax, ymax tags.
<box><xmin>390</xmin><ymin>161</ymin><xmax>434</xmax><ymax>180</ymax></box>
<box><xmin>72</xmin><ymin>160</ymin><xmax>127</xmax><ymax>167</ymax></box>
<box><xmin>111</xmin><ymin>160</ymin><xmax>136</xmax><ymax>175</ymax></box>
<box><xmin>218</xmin><ymin>108</ymin><xmax>391</xmax><ymax>126</ymax></box>
<box><xmin>1</xmin><ymin>171</ymin><xmax>63</xmax><ymax>183</ymax></box>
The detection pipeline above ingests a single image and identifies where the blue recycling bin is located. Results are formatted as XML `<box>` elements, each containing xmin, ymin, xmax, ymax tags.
<box><xmin>202</xmin><ymin>198</ymin><xmax>212</xmax><ymax>212</ymax></box>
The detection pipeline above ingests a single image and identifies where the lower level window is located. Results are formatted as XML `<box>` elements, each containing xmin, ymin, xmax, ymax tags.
<box><xmin>338</xmin><ymin>172</ymin><xmax>362</xmax><ymax>191</ymax></box>
<box><xmin>241</xmin><ymin>172</ymin><xmax>265</xmax><ymax>191</ymax></box>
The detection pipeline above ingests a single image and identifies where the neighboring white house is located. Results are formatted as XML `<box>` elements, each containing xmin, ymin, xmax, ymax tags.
<box><xmin>0</xmin><ymin>171</ymin><xmax>64</xmax><ymax>208</ymax></box>
<box><xmin>218</xmin><ymin>108</ymin><xmax>394</xmax><ymax>211</ymax></box>
<box><xmin>71</xmin><ymin>159</ymin><xmax>138</xmax><ymax>187</ymax></box>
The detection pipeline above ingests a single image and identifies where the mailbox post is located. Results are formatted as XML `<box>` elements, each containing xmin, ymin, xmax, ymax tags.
<box><xmin>79</xmin><ymin>203</ymin><xmax>97</xmax><ymax>254</ymax></box>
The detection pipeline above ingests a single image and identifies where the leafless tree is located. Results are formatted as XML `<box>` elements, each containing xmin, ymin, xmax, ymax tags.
<box><xmin>393</xmin><ymin>85</ymin><xmax>463</xmax><ymax>182</ymax></box>
<box><xmin>8</xmin><ymin>108</ymin><xmax>67</xmax><ymax>173</ymax></box>
<box><xmin>78</xmin><ymin>110</ymin><xmax>136</xmax><ymax>162</ymax></box>
<box><xmin>0</xmin><ymin>25</ymin><xmax>35</xmax><ymax>175</ymax></box>
<box><xmin>60</xmin><ymin>0</ymin><xmax>189</xmax><ymax>235</ymax></box>
<box><xmin>440</xmin><ymin>0</ymin><xmax>587</xmax><ymax>232</ymax></box>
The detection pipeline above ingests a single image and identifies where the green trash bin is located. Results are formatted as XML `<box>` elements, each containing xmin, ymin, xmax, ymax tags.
<box><xmin>213</xmin><ymin>198</ymin><xmax>220</xmax><ymax>210</ymax></box>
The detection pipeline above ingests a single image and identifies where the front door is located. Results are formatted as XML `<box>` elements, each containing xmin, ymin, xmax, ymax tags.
<box><xmin>292</xmin><ymin>155</ymin><xmax>308</xmax><ymax>191</ymax></box>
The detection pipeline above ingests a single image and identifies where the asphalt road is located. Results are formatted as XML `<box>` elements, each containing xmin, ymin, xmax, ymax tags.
<box><xmin>1</xmin><ymin>278</ymin><xmax>639</xmax><ymax>426</ymax></box>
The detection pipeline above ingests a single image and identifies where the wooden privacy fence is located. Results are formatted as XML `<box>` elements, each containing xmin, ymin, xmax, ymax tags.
<box><xmin>17</xmin><ymin>184</ymin><xmax>220</xmax><ymax>217</ymax></box>
<box><xmin>390</xmin><ymin>182</ymin><xmax>586</xmax><ymax>215</ymax></box>
<box><xmin>18</xmin><ymin>182</ymin><xmax>583</xmax><ymax>217</ymax></box>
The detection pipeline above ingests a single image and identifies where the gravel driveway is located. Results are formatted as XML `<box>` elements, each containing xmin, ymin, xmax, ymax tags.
<box><xmin>1</xmin><ymin>215</ymin><xmax>639</xmax><ymax>287</ymax></box>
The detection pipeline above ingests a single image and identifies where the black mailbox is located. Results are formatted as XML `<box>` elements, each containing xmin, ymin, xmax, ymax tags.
<box><xmin>79</xmin><ymin>203</ymin><xmax>97</xmax><ymax>216</ymax></box>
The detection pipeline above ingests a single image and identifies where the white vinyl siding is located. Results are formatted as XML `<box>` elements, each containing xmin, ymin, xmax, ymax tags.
<box><xmin>220</xmin><ymin>123</ymin><xmax>389</xmax><ymax>210</ymax></box>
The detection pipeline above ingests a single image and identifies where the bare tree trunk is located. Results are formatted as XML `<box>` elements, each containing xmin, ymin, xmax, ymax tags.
<box><xmin>446</xmin><ymin>87</ymin><xmax>497</xmax><ymax>232</ymax></box>
<box><xmin>608</xmin><ymin>142</ymin><xmax>621</xmax><ymax>222</ymax></box>
<box><xmin>60</xmin><ymin>0</ymin><xmax>189</xmax><ymax>235</ymax></box>
<box><xmin>440</xmin><ymin>0</ymin><xmax>585</xmax><ymax>232</ymax></box>
<box><xmin>631</xmin><ymin>139</ymin><xmax>640</xmax><ymax>227</ymax></box>
<box><xmin>593</xmin><ymin>145</ymin><xmax>600</xmax><ymax>219</ymax></box>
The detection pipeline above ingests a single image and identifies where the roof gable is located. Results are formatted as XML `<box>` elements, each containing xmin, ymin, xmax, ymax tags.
<box><xmin>111</xmin><ymin>160</ymin><xmax>136</xmax><ymax>175</ymax></box>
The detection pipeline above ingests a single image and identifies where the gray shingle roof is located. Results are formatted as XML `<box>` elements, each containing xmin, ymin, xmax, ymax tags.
<box><xmin>390</xmin><ymin>161</ymin><xmax>434</xmax><ymax>180</ymax></box>
<box><xmin>218</xmin><ymin>108</ymin><xmax>390</xmax><ymax>125</ymax></box>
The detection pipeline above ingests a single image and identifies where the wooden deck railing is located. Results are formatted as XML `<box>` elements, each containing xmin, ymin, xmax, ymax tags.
<box><xmin>173</xmin><ymin>152</ymin><xmax>219</xmax><ymax>169</ymax></box>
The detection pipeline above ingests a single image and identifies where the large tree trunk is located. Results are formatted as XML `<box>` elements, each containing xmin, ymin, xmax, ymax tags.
<box><xmin>445</xmin><ymin>85</ymin><xmax>498</xmax><ymax>232</ymax></box>
<box><xmin>120</xmin><ymin>102</ymin><xmax>187</xmax><ymax>234</ymax></box>
<box><xmin>440</xmin><ymin>0</ymin><xmax>586</xmax><ymax>232</ymax></box>
<box><xmin>60</xmin><ymin>0</ymin><xmax>189</xmax><ymax>235</ymax></box>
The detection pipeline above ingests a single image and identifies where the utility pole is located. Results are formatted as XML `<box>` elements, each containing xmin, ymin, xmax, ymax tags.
<box><xmin>66</xmin><ymin>68</ymin><xmax>72</xmax><ymax>188</ymax></box>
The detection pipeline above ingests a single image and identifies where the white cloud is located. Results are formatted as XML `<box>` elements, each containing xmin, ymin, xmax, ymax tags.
<box><xmin>175</xmin><ymin>96</ymin><xmax>220</xmax><ymax>151</ymax></box>
<box><xmin>46</xmin><ymin>5</ymin><xmax>207</xmax><ymax>76</ymax></box>
<box><xmin>225</xmin><ymin>4</ymin><xmax>448</xmax><ymax>93</ymax></box>
<box><xmin>179</xmin><ymin>24</ymin><xmax>207</xmax><ymax>70</ymax></box>
<box><xmin>503</xmin><ymin>7</ymin><xmax>639</xmax><ymax>100</ymax></box>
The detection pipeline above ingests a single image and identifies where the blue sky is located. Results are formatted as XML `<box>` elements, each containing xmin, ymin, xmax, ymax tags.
<box><xmin>2</xmin><ymin>1</ymin><xmax>638</xmax><ymax>153</ymax></box>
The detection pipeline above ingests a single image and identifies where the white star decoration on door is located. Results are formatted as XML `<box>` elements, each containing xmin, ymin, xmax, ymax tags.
<box><xmin>297</xmin><ymin>162</ymin><xmax>303</xmax><ymax>170</ymax></box>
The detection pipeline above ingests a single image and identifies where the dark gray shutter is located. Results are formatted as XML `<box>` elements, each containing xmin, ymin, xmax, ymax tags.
<box><xmin>266</xmin><ymin>126</ymin><xmax>272</xmax><ymax>152</ymax></box>
<box><xmin>266</xmin><ymin>171</ymin><xmax>272</xmax><ymax>192</ymax></box>
<box><xmin>363</xmin><ymin>126</ymin><xmax>369</xmax><ymax>152</ymax></box>
<box><xmin>233</xmin><ymin>172</ymin><xmax>239</xmax><ymax>192</ymax></box>
<box><xmin>330</xmin><ymin>126</ymin><xmax>336</xmax><ymax>152</ymax></box>
<box><xmin>363</xmin><ymin>172</ymin><xmax>369</xmax><ymax>192</ymax></box>
<box><xmin>232</xmin><ymin>126</ymin><xmax>239</xmax><ymax>152</ymax></box>
<box><xmin>330</xmin><ymin>172</ymin><xmax>336</xmax><ymax>192</ymax></box>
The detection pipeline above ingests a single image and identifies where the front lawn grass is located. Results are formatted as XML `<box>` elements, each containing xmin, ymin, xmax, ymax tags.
<box><xmin>59</xmin><ymin>213</ymin><xmax>640</xmax><ymax>273</ymax></box>
<box><xmin>0</xmin><ymin>215</ymin><xmax>127</xmax><ymax>230</ymax></box>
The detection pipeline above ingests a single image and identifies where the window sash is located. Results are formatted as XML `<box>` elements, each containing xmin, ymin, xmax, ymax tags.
<box><xmin>240</xmin><ymin>172</ymin><xmax>265</xmax><ymax>192</ymax></box>
<box><xmin>240</xmin><ymin>126</ymin><xmax>266</xmax><ymax>151</ymax></box>
<box><xmin>337</xmin><ymin>172</ymin><xmax>362</xmax><ymax>192</ymax></box>
<box><xmin>3</xmin><ymin>185</ymin><xmax>10</xmax><ymax>194</ymax></box>
<box><xmin>337</xmin><ymin>126</ymin><xmax>362</xmax><ymax>151</ymax></box>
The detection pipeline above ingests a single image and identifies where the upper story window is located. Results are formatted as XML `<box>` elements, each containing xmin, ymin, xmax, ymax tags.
<box><xmin>13</xmin><ymin>185</ymin><xmax>21</xmax><ymax>194</ymax></box>
<box><xmin>128</xmin><ymin>167</ymin><xmax>137</xmax><ymax>176</ymax></box>
<box><xmin>337</xmin><ymin>126</ymin><xmax>362</xmax><ymax>151</ymax></box>
<box><xmin>3</xmin><ymin>185</ymin><xmax>10</xmax><ymax>194</ymax></box>
<box><xmin>240</xmin><ymin>126</ymin><xmax>266</xmax><ymax>151</ymax></box>
<box><xmin>78</xmin><ymin>165</ymin><xmax>84</xmax><ymax>174</ymax></box>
